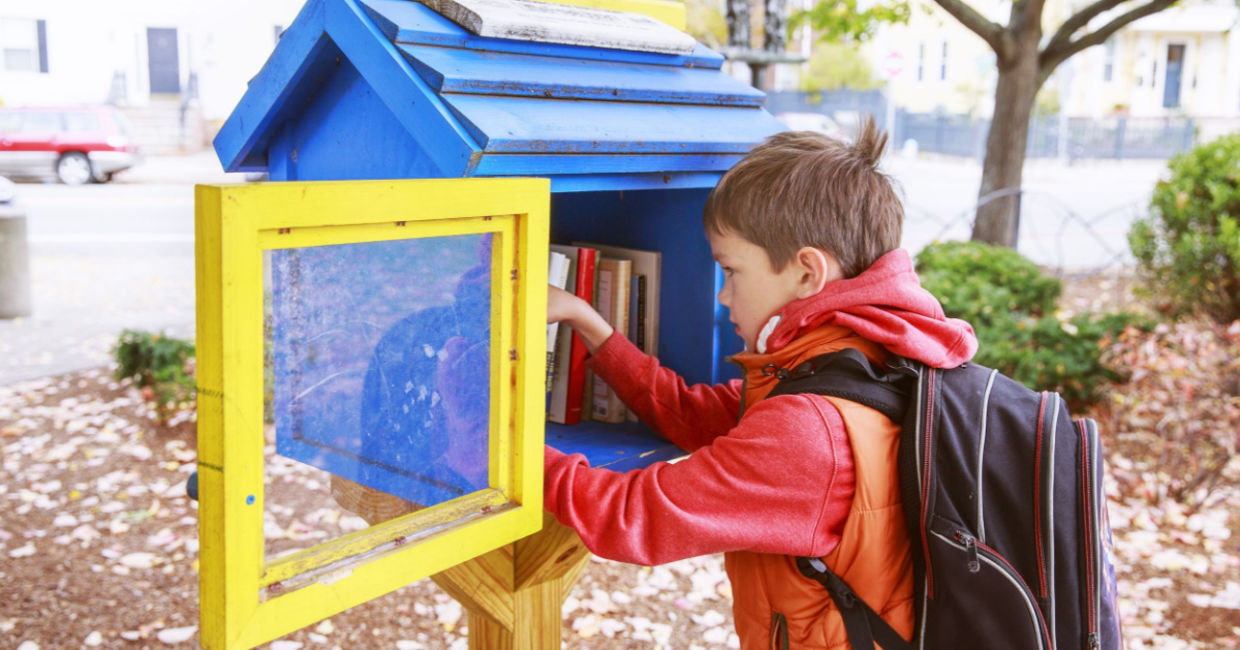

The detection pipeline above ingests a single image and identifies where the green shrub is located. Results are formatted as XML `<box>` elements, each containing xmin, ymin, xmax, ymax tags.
<box><xmin>1131</xmin><ymin>133</ymin><xmax>1240</xmax><ymax>323</ymax></box>
<box><xmin>113</xmin><ymin>329</ymin><xmax>196</xmax><ymax>423</ymax></box>
<box><xmin>914</xmin><ymin>239</ymin><xmax>1061</xmax><ymax>326</ymax></box>
<box><xmin>916</xmin><ymin>241</ymin><xmax>1149</xmax><ymax>408</ymax></box>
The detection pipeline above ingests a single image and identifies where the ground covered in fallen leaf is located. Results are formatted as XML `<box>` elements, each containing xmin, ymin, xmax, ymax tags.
<box><xmin>2</xmin><ymin>280</ymin><xmax>1239</xmax><ymax>648</ymax></box>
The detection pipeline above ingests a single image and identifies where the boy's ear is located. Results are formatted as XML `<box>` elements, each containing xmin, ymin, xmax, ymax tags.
<box><xmin>793</xmin><ymin>247</ymin><xmax>843</xmax><ymax>299</ymax></box>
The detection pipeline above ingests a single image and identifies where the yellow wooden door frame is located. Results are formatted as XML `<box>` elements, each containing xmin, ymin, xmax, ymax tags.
<box><xmin>195</xmin><ymin>178</ymin><xmax>549</xmax><ymax>649</ymax></box>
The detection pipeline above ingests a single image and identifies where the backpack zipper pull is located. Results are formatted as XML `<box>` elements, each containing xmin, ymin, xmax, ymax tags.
<box><xmin>959</xmin><ymin>532</ymin><xmax>981</xmax><ymax>573</ymax></box>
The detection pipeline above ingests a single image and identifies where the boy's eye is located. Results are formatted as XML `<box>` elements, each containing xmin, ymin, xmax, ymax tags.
<box><xmin>721</xmin><ymin>267</ymin><xmax>734</xmax><ymax>277</ymax></box>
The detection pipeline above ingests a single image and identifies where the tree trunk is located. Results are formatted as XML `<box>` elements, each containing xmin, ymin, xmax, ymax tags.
<box><xmin>972</xmin><ymin>44</ymin><xmax>1042</xmax><ymax>247</ymax></box>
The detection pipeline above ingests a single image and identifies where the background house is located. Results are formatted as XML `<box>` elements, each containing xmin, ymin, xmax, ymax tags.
<box><xmin>0</xmin><ymin>0</ymin><xmax>305</xmax><ymax>152</ymax></box>
<box><xmin>1064</xmin><ymin>1</ymin><xmax>1240</xmax><ymax>140</ymax></box>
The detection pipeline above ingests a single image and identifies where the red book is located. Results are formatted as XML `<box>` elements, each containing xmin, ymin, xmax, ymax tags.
<box><xmin>547</xmin><ymin>244</ymin><xmax>597</xmax><ymax>424</ymax></box>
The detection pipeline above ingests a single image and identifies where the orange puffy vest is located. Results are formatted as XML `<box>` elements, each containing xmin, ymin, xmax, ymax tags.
<box><xmin>727</xmin><ymin>329</ymin><xmax>914</xmax><ymax>649</ymax></box>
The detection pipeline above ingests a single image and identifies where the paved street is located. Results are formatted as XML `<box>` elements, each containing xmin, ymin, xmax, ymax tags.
<box><xmin>0</xmin><ymin>151</ymin><xmax>1168</xmax><ymax>386</ymax></box>
<box><xmin>0</xmin><ymin>153</ymin><xmax>244</xmax><ymax>385</ymax></box>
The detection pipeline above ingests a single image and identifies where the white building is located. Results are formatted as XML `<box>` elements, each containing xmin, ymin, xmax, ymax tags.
<box><xmin>1063</xmin><ymin>0</ymin><xmax>1240</xmax><ymax>136</ymax></box>
<box><xmin>0</xmin><ymin>0</ymin><xmax>305</xmax><ymax>150</ymax></box>
<box><xmin>860</xmin><ymin>0</ymin><xmax>1240</xmax><ymax>132</ymax></box>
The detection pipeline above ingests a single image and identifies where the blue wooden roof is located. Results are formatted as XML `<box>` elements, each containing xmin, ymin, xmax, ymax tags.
<box><xmin>214</xmin><ymin>0</ymin><xmax>785</xmax><ymax>190</ymax></box>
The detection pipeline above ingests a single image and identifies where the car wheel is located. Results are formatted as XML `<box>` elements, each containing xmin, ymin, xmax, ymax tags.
<box><xmin>56</xmin><ymin>152</ymin><xmax>94</xmax><ymax>185</ymax></box>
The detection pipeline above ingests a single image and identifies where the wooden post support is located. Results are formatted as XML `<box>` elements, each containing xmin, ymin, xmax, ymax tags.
<box><xmin>432</xmin><ymin>511</ymin><xmax>591</xmax><ymax>649</ymax></box>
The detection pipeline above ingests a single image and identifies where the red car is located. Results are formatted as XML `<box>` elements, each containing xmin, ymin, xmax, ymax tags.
<box><xmin>0</xmin><ymin>105</ymin><xmax>141</xmax><ymax>185</ymax></box>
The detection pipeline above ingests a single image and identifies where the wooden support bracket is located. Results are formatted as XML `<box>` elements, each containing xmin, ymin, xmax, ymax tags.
<box><xmin>432</xmin><ymin>511</ymin><xmax>592</xmax><ymax>649</ymax></box>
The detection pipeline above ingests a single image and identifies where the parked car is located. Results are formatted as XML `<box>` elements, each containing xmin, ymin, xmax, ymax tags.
<box><xmin>0</xmin><ymin>105</ymin><xmax>141</xmax><ymax>185</ymax></box>
<box><xmin>775</xmin><ymin>112</ymin><xmax>849</xmax><ymax>141</ymax></box>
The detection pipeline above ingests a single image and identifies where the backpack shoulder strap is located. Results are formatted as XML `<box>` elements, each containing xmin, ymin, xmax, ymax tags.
<box><xmin>766</xmin><ymin>348</ymin><xmax>916</xmax><ymax>423</ymax></box>
<box><xmin>773</xmin><ymin>349</ymin><xmax>921</xmax><ymax>650</ymax></box>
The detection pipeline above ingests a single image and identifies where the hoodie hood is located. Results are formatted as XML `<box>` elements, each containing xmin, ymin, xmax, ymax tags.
<box><xmin>757</xmin><ymin>249</ymin><xmax>977</xmax><ymax>369</ymax></box>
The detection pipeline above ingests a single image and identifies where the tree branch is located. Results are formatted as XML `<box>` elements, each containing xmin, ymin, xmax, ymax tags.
<box><xmin>1039</xmin><ymin>0</ymin><xmax>1178</xmax><ymax>79</ymax></box>
<box><xmin>1044</xmin><ymin>0</ymin><xmax>1127</xmax><ymax>54</ymax></box>
<box><xmin>931</xmin><ymin>0</ymin><xmax>1008</xmax><ymax>58</ymax></box>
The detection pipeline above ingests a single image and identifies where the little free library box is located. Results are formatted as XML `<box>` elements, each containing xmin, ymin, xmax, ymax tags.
<box><xmin>198</xmin><ymin>0</ymin><xmax>784</xmax><ymax>646</ymax></box>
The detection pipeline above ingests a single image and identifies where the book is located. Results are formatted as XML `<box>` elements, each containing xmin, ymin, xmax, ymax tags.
<box><xmin>590</xmin><ymin>257</ymin><xmax>631</xmax><ymax>423</ymax></box>
<box><xmin>546</xmin><ymin>250</ymin><xmax>572</xmax><ymax>394</ymax></box>
<box><xmin>547</xmin><ymin>244</ymin><xmax>597</xmax><ymax>425</ymax></box>
<box><xmin>573</xmin><ymin>242</ymin><xmax>660</xmax><ymax>358</ymax></box>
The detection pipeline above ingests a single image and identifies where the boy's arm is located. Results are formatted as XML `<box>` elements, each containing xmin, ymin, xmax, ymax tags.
<box><xmin>548</xmin><ymin>285</ymin><xmax>742</xmax><ymax>448</ymax></box>
<box><xmin>587</xmin><ymin>333</ymin><xmax>741</xmax><ymax>451</ymax></box>
<box><xmin>543</xmin><ymin>393</ymin><xmax>856</xmax><ymax>565</ymax></box>
<box><xmin>547</xmin><ymin>284</ymin><xmax>612</xmax><ymax>352</ymax></box>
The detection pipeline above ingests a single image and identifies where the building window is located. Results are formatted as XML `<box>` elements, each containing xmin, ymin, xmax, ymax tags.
<box><xmin>916</xmin><ymin>42</ymin><xmax>925</xmax><ymax>82</ymax></box>
<box><xmin>940</xmin><ymin>41</ymin><xmax>948</xmax><ymax>81</ymax></box>
<box><xmin>1</xmin><ymin>17</ymin><xmax>48</xmax><ymax>73</ymax></box>
<box><xmin>1103</xmin><ymin>38</ymin><xmax>1115</xmax><ymax>82</ymax></box>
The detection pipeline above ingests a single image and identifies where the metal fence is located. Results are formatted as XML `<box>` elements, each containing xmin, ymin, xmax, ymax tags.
<box><xmin>765</xmin><ymin>90</ymin><xmax>1203</xmax><ymax>161</ymax></box>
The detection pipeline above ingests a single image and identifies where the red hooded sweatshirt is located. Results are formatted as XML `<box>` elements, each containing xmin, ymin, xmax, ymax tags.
<box><xmin>543</xmin><ymin>249</ymin><xmax>977</xmax><ymax>566</ymax></box>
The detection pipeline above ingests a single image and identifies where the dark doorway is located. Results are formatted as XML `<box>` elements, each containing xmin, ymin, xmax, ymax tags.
<box><xmin>1163</xmin><ymin>44</ymin><xmax>1185</xmax><ymax>109</ymax></box>
<box><xmin>147</xmin><ymin>27</ymin><xmax>180</xmax><ymax>95</ymax></box>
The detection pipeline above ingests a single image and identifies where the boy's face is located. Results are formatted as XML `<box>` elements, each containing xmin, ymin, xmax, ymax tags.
<box><xmin>708</xmin><ymin>228</ymin><xmax>806</xmax><ymax>352</ymax></box>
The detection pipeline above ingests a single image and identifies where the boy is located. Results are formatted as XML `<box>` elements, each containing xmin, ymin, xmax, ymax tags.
<box><xmin>544</xmin><ymin>119</ymin><xmax>977</xmax><ymax>648</ymax></box>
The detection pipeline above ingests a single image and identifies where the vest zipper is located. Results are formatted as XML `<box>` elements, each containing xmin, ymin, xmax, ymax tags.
<box><xmin>770</xmin><ymin>611</ymin><xmax>789</xmax><ymax>650</ymax></box>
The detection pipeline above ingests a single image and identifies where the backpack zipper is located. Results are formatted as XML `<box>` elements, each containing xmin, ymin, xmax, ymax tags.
<box><xmin>975</xmin><ymin>369</ymin><xmax>999</xmax><ymax>542</ymax></box>
<box><xmin>915</xmin><ymin>368</ymin><xmax>932</xmax><ymax>649</ymax></box>
<box><xmin>930</xmin><ymin>521</ymin><xmax>1052</xmax><ymax>650</ymax></box>
<box><xmin>1079</xmin><ymin>419</ymin><xmax>1104</xmax><ymax>648</ymax></box>
<box><xmin>1044</xmin><ymin>394</ymin><xmax>1060</xmax><ymax>637</ymax></box>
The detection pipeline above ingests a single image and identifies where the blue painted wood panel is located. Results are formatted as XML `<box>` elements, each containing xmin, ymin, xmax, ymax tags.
<box><xmin>326</xmin><ymin>0</ymin><xmax>479</xmax><ymax>175</ymax></box>
<box><xmin>399</xmin><ymin>44</ymin><xmax>763</xmax><ymax>107</ymax></box>
<box><xmin>549</xmin><ymin>188</ymin><xmax>739</xmax><ymax>387</ymax></box>
<box><xmin>360</xmin><ymin>0</ymin><xmax>724</xmax><ymax>69</ymax></box>
<box><xmin>275</xmin><ymin>58</ymin><xmax>443</xmax><ymax>181</ymax></box>
<box><xmin>444</xmin><ymin>94</ymin><xmax>783</xmax><ymax>154</ymax></box>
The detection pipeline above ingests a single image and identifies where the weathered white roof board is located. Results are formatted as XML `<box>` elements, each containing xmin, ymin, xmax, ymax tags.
<box><xmin>418</xmin><ymin>0</ymin><xmax>697</xmax><ymax>54</ymax></box>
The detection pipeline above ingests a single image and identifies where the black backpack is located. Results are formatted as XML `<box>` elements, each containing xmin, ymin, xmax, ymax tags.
<box><xmin>766</xmin><ymin>348</ymin><xmax>1122</xmax><ymax>650</ymax></box>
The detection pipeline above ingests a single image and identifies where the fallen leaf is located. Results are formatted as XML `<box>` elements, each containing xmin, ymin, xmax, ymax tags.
<box><xmin>155</xmin><ymin>625</ymin><xmax>196</xmax><ymax>644</ymax></box>
<box><xmin>119</xmin><ymin>552</ymin><xmax>156</xmax><ymax>569</ymax></box>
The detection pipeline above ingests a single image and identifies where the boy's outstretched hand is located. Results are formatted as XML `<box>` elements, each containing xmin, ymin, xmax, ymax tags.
<box><xmin>547</xmin><ymin>285</ymin><xmax>614</xmax><ymax>354</ymax></box>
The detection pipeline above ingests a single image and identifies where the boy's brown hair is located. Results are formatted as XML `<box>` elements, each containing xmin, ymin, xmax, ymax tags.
<box><xmin>703</xmin><ymin>117</ymin><xmax>902</xmax><ymax>278</ymax></box>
